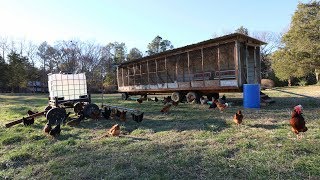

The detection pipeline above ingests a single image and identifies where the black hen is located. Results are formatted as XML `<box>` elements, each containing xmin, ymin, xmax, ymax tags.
<box><xmin>22</xmin><ymin>117</ymin><xmax>34</xmax><ymax>126</ymax></box>
<box><xmin>132</xmin><ymin>113</ymin><xmax>144</xmax><ymax>123</ymax></box>
<box><xmin>49</xmin><ymin>124</ymin><xmax>61</xmax><ymax>137</ymax></box>
<box><xmin>67</xmin><ymin>112</ymin><xmax>85</xmax><ymax>126</ymax></box>
<box><xmin>102</xmin><ymin>107</ymin><xmax>112</xmax><ymax>119</ymax></box>
<box><xmin>23</xmin><ymin>110</ymin><xmax>37</xmax><ymax>126</ymax></box>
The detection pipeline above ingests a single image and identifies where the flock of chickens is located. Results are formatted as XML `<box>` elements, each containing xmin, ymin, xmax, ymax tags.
<box><xmin>137</xmin><ymin>95</ymin><xmax>308</xmax><ymax>140</ymax></box>
<box><xmin>20</xmin><ymin>94</ymin><xmax>308</xmax><ymax>140</ymax></box>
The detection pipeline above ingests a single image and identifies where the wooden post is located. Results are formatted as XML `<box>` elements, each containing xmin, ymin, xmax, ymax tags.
<box><xmin>133</xmin><ymin>64</ymin><xmax>136</xmax><ymax>86</ymax></box>
<box><xmin>140</xmin><ymin>63</ymin><xmax>142</xmax><ymax>86</ymax></box>
<box><xmin>234</xmin><ymin>41</ymin><xmax>240</xmax><ymax>87</ymax></box>
<box><xmin>245</xmin><ymin>44</ymin><xmax>249</xmax><ymax>83</ymax></box>
<box><xmin>201</xmin><ymin>48</ymin><xmax>205</xmax><ymax>86</ymax></box>
<box><xmin>218</xmin><ymin>45</ymin><xmax>221</xmax><ymax>81</ymax></box>
<box><xmin>147</xmin><ymin>61</ymin><xmax>150</xmax><ymax>85</ymax></box>
<box><xmin>127</xmin><ymin>68</ymin><xmax>130</xmax><ymax>86</ymax></box>
<box><xmin>155</xmin><ymin>60</ymin><xmax>159</xmax><ymax>85</ymax></box>
<box><xmin>165</xmin><ymin>57</ymin><xmax>168</xmax><ymax>88</ymax></box>
<box><xmin>254</xmin><ymin>46</ymin><xmax>257</xmax><ymax>84</ymax></box>
<box><xmin>121</xmin><ymin>68</ymin><xmax>124</xmax><ymax>87</ymax></box>
<box><xmin>175</xmin><ymin>56</ymin><xmax>179</xmax><ymax>87</ymax></box>
<box><xmin>187</xmin><ymin>51</ymin><xmax>190</xmax><ymax>82</ymax></box>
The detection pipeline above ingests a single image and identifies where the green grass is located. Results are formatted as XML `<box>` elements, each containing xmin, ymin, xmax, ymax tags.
<box><xmin>0</xmin><ymin>86</ymin><xmax>320</xmax><ymax>179</ymax></box>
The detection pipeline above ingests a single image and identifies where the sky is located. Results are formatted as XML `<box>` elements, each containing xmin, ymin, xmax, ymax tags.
<box><xmin>0</xmin><ymin>0</ymin><xmax>311</xmax><ymax>53</ymax></box>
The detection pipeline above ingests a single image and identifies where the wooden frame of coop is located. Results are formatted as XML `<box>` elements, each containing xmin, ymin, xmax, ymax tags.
<box><xmin>117</xmin><ymin>33</ymin><xmax>266</xmax><ymax>102</ymax></box>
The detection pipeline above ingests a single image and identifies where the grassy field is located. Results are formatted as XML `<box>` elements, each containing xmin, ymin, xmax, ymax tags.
<box><xmin>0</xmin><ymin>86</ymin><xmax>319</xmax><ymax>179</ymax></box>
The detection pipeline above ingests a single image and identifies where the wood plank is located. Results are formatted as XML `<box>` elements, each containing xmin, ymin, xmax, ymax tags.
<box><xmin>234</xmin><ymin>41</ymin><xmax>239</xmax><ymax>87</ymax></box>
<box><xmin>201</xmin><ymin>48</ymin><xmax>205</xmax><ymax>86</ymax></box>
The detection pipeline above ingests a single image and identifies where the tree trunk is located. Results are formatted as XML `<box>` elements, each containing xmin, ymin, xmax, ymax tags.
<box><xmin>288</xmin><ymin>77</ymin><xmax>292</xmax><ymax>87</ymax></box>
<box><xmin>315</xmin><ymin>69</ymin><xmax>320</xmax><ymax>84</ymax></box>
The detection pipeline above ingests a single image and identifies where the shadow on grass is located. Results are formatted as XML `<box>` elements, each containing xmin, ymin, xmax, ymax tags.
<box><xmin>273</xmin><ymin>88</ymin><xmax>320</xmax><ymax>100</ymax></box>
<box><xmin>247</xmin><ymin>124</ymin><xmax>279</xmax><ymax>130</ymax></box>
<box><xmin>139</xmin><ymin>117</ymin><xmax>229</xmax><ymax>133</ymax></box>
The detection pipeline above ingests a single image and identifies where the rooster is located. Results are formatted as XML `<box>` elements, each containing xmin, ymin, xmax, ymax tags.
<box><xmin>290</xmin><ymin>105</ymin><xmax>308</xmax><ymax>139</ymax></box>
<box><xmin>160</xmin><ymin>104</ymin><xmax>171</xmax><ymax>114</ymax></box>
<box><xmin>108</xmin><ymin>124</ymin><xmax>121</xmax><ymax>136</ymax></box>
<box><xmin>43</xmin><ymin>123</ymin><xmax>52</xmax><ymax>134</ymax></box>
<box><xmin>214</xmin><ymin>99</ymin><xmax>228</xmax><ymax>112</ymax></box>
<box><xmin>233</xmin><ymin>110</ymin><xmax>243</xmax><ymax>126</ymax></box>
<box><xmin>49</xmin><ymin>124</ymin><xmax>61</xmax><ymax>137</ymax></box>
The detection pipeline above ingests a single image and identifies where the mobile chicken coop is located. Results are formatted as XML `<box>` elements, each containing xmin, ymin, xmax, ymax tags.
<box><xmin>46</xmin><ymin>73</ymin><xmax>100</xmax><ymax>123</ymax></box>
<box><xmin>117</xmin><ymin>33</ymin><xmax>266</xmax><ymax>102</ymax></box>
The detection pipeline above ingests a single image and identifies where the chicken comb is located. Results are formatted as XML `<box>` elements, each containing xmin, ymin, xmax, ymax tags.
<box><xmin>294</xmin><ymin>104</ymin><xmax>303</xmax><ymax>114</ymax></box>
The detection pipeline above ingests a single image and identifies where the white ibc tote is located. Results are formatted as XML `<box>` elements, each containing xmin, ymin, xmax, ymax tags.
<box><xmin>48</xmin><ymin>73</ymin><xmax>87</xmax><ymax>100</ymax></box>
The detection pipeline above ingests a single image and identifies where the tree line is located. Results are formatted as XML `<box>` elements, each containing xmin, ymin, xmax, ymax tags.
<box><xmin>0</xmin><ymin>1</ymin><xmax>318</xmax><ymax>93</ymax></box>
<box><xmin>0</xmin><ymin>36</ymin><xmax>173</xmax><ymax>93</ymax></box>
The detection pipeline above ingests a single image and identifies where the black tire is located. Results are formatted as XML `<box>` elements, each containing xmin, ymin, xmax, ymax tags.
<box><xmin>46</xmin><ymin>108</ymin><xmax>67</xmax><ymax>125</ymax></box>
<box><xmin>121</xmin><ymin>93</ymin><xmax>129</xmax><ymax>100</ymax></box>
<box><xmin>186</xmin><ymin>92</ymin><xmax>197</xmax><ymax>103</ymax></box>
<box><xmin>83</xmin><ymin>103</ymin><xmax>100</xmax><ymax>118</ymax></box>
<box><xmin>171</xmin><ymin>92</ymin><xmax>181</xmax><ymax>102</ymax></box>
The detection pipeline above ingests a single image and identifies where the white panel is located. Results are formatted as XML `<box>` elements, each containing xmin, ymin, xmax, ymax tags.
<box><xmin>220</xmin><ymin>80</ymin><xmax>238</xmax><ymax>87</ymax></box>
<box><xmin>167</xmin><ymin>82</ymin><xmax>178</xmax><ymax>88</ymax></box>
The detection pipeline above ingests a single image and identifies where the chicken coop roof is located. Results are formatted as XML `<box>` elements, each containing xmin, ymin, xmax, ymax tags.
<box><xmin>119</xmin><ymin>33</ymin><xmax>267</xmax><ymax>67</ymax></box>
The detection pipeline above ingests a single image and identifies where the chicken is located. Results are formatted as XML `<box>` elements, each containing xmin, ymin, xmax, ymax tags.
<box><xmin>49</xmin><ymin>124</ymin><xmax>61</xmax><ymax>137</ymax></box>
<box><xmin>22</xmin><ymin>117</ymin><xmax>34</xmax><ymax>126</ymax></box>
<box><xmin>22</xmin><ymin>110</ymin><xmax>37</xmax><ymax>126</ymax></box>
<box><xmin>137</xmin><ymin>98</ymin><xmax>143</xmax><ymax>104</ymax></box>
<box><xmin>90</xmin><ymin>110</ymin><xmax>101</xmax><ymax>120</ymax></box>
<box><xmin>290</xmin><ymin>105</ymin><xmax>307</xmax><ymax>139</ymax></box>
<box><xmin>200</xmin><ymin>97</ymin><xmax>208</xmax><ymax>105</ymax></box>
<box><xmin>66</xmin><ymin>112</ymin><xmax>84</xmax><ymax>126</ymax></box>
<box><xmin>233</xmin><ymin>110</ymin><xmax>243</xmax><ymax>126</ymax></box>
<box><xmin>132</xmin><ymin>112</ymin><xmax>144</xmax><ymax>123</ymax></box>
<box><xmin>108</xmin><ymin>124</ymin><xmax>120</xmax><ymax>136</ymax></box>
<box><xmin>221</xmin><ymin>94</ymin><xmax>226</xmax><ymax>102</ymax></box>
<box><xmin>208</xmin><ymin>102</ymin><xmax>217</xmax><ymax>109</ymax></box>
<box><xmin>137</xmin><ymin>95</ymin><xmax>148</xmax><ymax>104</ymax></box>
<box><xmin>214</xmin><ymin>99</ymin><xmax>228</xmax><ymax>112</ymax></box>
<box><xmin>172</xmin><ymin>101</ymin><xmax>179</xmax><ymax>107</ymax></box>
<box><xmin>163</xmin><ymin>96</ymin><xmax>172</xmax><ymax>104</ymax></box>
<box><xmin>119</xmin><ymin>111</ymin><xmax>127</xmax><ymax>121</ymax></box>
<box><xmin>102</xmin><ymin>107</ymin><xmax>112</xmax><ymax>119</ymax></box>
<box><xmin>160</xmin><ymin>104</ymin><xmax>172</xmax><ymax>114</ymax></box>
<box><xmin>43</xmin><ymin>123</ymin><xmax>52</xmax><ymax>134</ymax></box>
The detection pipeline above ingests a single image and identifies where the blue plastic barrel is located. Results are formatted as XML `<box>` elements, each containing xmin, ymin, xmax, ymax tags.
<box><xmin>243</xmin><ymin>84</ymin><xmax>260</xmax><ymax>108</ymax></box>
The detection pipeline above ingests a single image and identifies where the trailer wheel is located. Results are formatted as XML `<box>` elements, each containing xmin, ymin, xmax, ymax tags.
<box><xmin>171</xmin><ymin>92</ymin><xmax>181</xmax><ymax>102</ymax></box>
<box><xmin>46</xmin><ymin>107</ymin><xmax>67</xmax><ymax>125</ymax></box>
<box><xmin>121</xmin><ymin>93</ymin><xmax>129</xmax><ymax>100</ymax></box>
<box><xmin>83</xmin><ymin>103</ymin><xmax>100</xmax><ymax>118</ymax></box>
<box><xmin>186</xmin><ymin>92</ymin><xmax>198</xmax><ymax>103</ymax></box>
